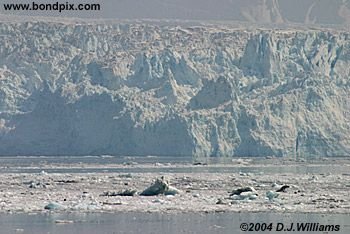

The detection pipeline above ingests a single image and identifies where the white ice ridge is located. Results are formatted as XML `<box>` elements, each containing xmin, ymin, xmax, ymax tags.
<box><xmin>0</xmin><ymin>21</ymin><xmax>349</xmax><ymax>157</ymax></box>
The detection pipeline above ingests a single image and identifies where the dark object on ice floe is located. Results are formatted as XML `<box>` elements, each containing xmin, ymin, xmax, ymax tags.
<box><xmin>276</xmin><ymin>185</ymin><xmax>290</xmax><ymax>192</ymax></box>
<box><xmin>230</xmin><ymin>187</ymin><xmax>257</xmax><ymax>196</ymax></box>
<box><xmin>119</xmin><ymin>189</ymin><xmax>137</xmax><ymax>196</ymax></box>
<box><xmin>25</xmin><ymin>181</ymin><xmax>48</xmax><ymax>189</ymax></box>
<box><xmin>55</xmin><ymin>220</ymin><xmax>74</xmax><ymax>224</ymax></box>
<box><xmin>55</xmin><ymin>180</ymin><xmax>77</xmax><ymax>184</ymax></box>
<box><xmin>140</xmin><ymin>177</ymin><xmax>180</xmax><ymax>196</ymax></box>
<box><xmin>101</xmin><ymin>189</ymin><xmax>137</xmax><ymax>197</ymax></box>
<box><xmin>193</xmin><ymin>162</ymin><xmax>208</xmax><ymax>166</ymax></box>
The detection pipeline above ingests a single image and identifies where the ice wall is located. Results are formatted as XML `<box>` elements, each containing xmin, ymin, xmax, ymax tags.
<box><xmin>0</xmin><ymin>22</ymin><xmax>349</xmax><ymax>157</ymax></box>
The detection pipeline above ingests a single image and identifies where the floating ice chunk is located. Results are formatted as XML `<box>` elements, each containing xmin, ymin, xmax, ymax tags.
<box><xmin>72</xmin><ymin>202</ymin><xmax>100</xmax><ymax>211</ymax></box>
<box><xmin>44</xmin><ymin>202</ymin><xmax>65</xmax><ymax>210</ymax></box>
<box><xmin>55</xmin><ymin>220</ymin><xmax>74</xmax><ymax>224</ymax></box>
<box><xmin>266</xmin><ymin>191</ymin><xmax>279</xmax><ymax>201</ymax></box>
<box><xmin>152</xmin><ymin>199</ymin><xmax>165</xmax><ymax>204</ymax></box>
<box><xmin>216</xmin><ymin>198</ymin><xmax>228</xmax><ymax>205</ymax></box>
<box><xmin>141</xmin><ymin>177</ymin><xmax>181</xmax><ymax>196</ymax></box>
<box><xmin>40</xmin><ymin>171</ymin><xmax>48</xmax><ymax>176</ymax></box>
<box><xmin>231</xmin><ymin>192</ymin><xmax>258</xmax><ymax>200</ymax></box>
<box><xmin>164</xmin><ymin>185</ymin><xmax>180</xmax><ymax>195</ymax></box>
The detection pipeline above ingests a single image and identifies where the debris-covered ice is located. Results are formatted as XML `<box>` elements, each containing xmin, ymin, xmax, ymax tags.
<box><xmin>0</xmin><ymin>159</ymin><xmax>349</xmax><ymax>214</ymax></box>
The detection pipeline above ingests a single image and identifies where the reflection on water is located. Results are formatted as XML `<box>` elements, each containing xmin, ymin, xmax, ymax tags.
<box><xmin>0</xmin><ymin>156</ymin><xmax>349</xmax><ymax>174</ymax></box>
<box><xmin>0</xmin><ymin>156</ymin><xmax>192</xmax><ymax>166</ymax></box>
<box><xmin>2</xmin><ymin>165</ymin><xmax>350</xmax><ymax>174</ymax></box>
<box><xmin>0</xmin><ymin>212</ymin><xmax>349</xmax><ymax>234</ymax></box>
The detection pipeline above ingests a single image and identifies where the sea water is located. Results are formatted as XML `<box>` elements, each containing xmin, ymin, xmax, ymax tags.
<box><xmin>0</xmin><ymin>156</ymin><xmax>349</xmax><ymax>234</ymax></box>
<box><xmin>0</xmin><ymin>212</ymin><xmax>349</xmax><ymax>234</ymax></box>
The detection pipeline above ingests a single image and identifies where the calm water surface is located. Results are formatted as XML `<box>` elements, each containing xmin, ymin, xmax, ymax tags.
<box><xmin>0</xmin><ymin>212</ymin><xmax>349</xmax><ymax>234</ymax></box>
<box><xmin>0</xmin><ymin>156</ymin><xmax>349</xmax><ymax>174</ymax></box>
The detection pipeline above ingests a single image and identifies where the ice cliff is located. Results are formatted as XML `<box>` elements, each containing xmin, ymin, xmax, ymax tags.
<box><xmin>0</xmin><ymin>21</ymin><xmax>349</xmax><ymax>157</ymax></box>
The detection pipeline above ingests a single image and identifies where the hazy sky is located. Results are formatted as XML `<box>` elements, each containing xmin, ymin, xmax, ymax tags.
<box><xmin>1</xmin><ymin>0</ymin><xmax>350</xmax><ymax>25</ymax></box>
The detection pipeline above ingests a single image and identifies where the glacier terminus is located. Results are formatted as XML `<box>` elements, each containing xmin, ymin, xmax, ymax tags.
<box><xmin>0</xmin><ymin>20</ymin><xmax>349</xmax><ymax>158</ymax></box>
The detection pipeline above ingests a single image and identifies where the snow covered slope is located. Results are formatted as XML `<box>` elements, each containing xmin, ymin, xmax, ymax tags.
<box><xmin>0</xmin><ymin>21</ymin><xmax>349</xmax><ymax>157</ymax></box>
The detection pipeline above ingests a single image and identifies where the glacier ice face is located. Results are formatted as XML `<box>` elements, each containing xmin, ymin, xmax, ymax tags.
<box><xmin>0</xmin><ymin>21</ymin><xmax>349</xmax><ymax>157</ymax></box>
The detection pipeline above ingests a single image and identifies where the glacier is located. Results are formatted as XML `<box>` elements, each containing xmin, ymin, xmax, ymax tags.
<box><xmin>0</xmin><ymin>21</ymin><xmax>349</xmax><ymax>158</ymax></box>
